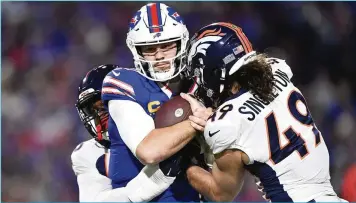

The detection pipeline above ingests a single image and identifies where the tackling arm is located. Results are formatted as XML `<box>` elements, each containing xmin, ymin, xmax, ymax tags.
<box><xmin>76</xmin><ymin>166</ymin><xmax>175</xmax><ymax>202</ymax></box>
<box><xmin>76</xmin><ymin>171</ymin><xmax>127</xmax><ymax>202</ymax></box>
<box><xmin>186</xmin><ymin>149</ymin><xmax>246</xmax><ymax>202</ymax></box>
<box><xmin>96</xmin><ymin>165</ymin><xmax>175</xmax><ymax>202</ymax></box>
<box><xmin>72</xmin><ymin>146</ymin><xmax>175</xmax><ymax>202</ymax></box>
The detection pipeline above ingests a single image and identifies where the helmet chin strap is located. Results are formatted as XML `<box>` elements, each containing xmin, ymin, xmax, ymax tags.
<box><xmin>161</xmin><ymin>73</ymin><xmax>185</xmax><ymax>95</ymax></box>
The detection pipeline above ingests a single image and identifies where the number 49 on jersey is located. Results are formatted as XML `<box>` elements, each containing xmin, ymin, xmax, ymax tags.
<box><xmin>208</xmin><ymin>90</ymin><xmax>321</xmax><ymax>165</ymax></box>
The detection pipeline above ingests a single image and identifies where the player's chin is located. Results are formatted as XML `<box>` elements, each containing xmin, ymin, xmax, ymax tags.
<box><xmin>154</xmin><ymin>65</ymin><xmax>170</xmax><ymax>72</ymax></box>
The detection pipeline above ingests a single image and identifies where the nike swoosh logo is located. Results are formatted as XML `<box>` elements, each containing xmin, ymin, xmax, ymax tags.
<box><xmin>208</xmin><ymin>130</ymin><xmax>220</xmax><ymax>137</ymax></box>
<box><xmin>112</xmin><ymin>71</ymin><xmax>120</xmax><ymax>77</ymax></box>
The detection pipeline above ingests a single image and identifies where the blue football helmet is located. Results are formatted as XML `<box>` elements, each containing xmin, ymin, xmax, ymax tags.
<box><xmin>76</xmin><ymin>64</ymin><xmax>118</xmax><ymax>148</ymax></box>
<box><xmin>185</xmin><ymin>22</ymin><xmax>255</xmax><ymax>108</ymax></box>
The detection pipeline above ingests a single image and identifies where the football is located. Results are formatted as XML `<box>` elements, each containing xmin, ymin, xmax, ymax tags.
<box><xmin>154</xmin><ymin>95</ymin><xmax>193</xmax><ymax>128</ymax></box>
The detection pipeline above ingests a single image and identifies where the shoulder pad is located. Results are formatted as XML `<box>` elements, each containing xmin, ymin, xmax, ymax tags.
<box><xmin>102</xmin><ymin>68</ymin><xmax>143</xmax><ymax>106</ymax></box>
<box><xmin>267</xmin><ymin>57</ymin><xmax>293</xmax><ymax>79</ymax></box>
<box><xmin>71</xmin><ymin>139</ymin><xmax>105</xmax><ymax>175</ymax></box>
<box><xmin>204</xmin><ymin>102</ymin><xmax>243</xmax><ymax>154</ymax></box>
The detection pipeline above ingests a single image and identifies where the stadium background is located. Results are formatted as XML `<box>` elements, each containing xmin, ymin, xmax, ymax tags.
<box><xmin>2</xmin><ymin>1</ymin><xmax>356</xmax><ymax>202</ymax></box>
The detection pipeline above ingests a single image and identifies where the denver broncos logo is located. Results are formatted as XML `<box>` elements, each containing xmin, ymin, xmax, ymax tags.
<box><xmin>187</xmin><ymin>35</ymin><xmax>224</xmax><ymax>84</ymax></box>
<box><xmin>188</xmin><ymin>27</ymin><xmax>227</xmax><ymax>61</ymax></box>
<box><xmin>188</xmin><ymin>35</ymin><xmax>224</xmax><ymax>61</ymax></box>
<box><xmin>197</xmin><ymin>28</ymin><xmax>226</xmax><ymax>40</ymax></box>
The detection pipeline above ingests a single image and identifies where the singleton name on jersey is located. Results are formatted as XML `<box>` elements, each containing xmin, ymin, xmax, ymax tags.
<box><xmin>238</xmin><ymin>68</ymin><xmax>291</xmax><ymax>121</ymax></box>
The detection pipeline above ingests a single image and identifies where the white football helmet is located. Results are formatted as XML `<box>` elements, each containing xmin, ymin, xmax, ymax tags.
<box><xmin>126</xmin><ymin>3</ymin><xmax>189</xmax><ymax>82</ymax></box>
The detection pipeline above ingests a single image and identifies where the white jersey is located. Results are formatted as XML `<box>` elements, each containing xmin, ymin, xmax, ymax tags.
<box><xmin>204</xmin><ymin>58</ymin><xmax>340</xmax><ymax>202</ymax></box>
<box><xmin>71</xmin><ymin>138</ymin><xmax>175</xmax><ymax>202</ymax></box>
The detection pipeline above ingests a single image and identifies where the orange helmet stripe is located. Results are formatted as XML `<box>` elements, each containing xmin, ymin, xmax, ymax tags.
<box><xmin>217</xmin><ymin>22</ymin><xmax>253</xmax><ymax>53</ymax></box>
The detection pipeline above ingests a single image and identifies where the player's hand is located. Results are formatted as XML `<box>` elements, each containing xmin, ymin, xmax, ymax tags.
<box><xmin>165</xmin><ymin>138</ymin><xmax>209</xmax><ymax>178</ymax></box>
<box><xmin>180</xmin><ymin>93</ymin><xmax>213</xmax><ymax>132</ymax></box>
<box><xmin>190</xmin><ymin>153</ymin><xmax>210</xmax><ymax>171</ymax></box>
<box><xmin>181</xmin><ymin>138</ymin><xmax>202</xmax><ymax>158</ymax></box>
<box><xmin>159</xmin><ymin>151</ymin><xmax>191</xmax><ymax>177</ymax></box>
<box><xmin>183</xmin><ymin>138</ymin><xmax>210</xmax><ymax>171</ymax></box>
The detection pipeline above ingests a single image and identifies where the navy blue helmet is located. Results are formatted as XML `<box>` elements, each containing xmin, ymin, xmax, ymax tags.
<box><xmin>185</xmin><ymin>22</ymin><xmax>255</xmax><ymax>108</ymax></box>
<box><xmin>76</xmin><ymin>64</ymin><xmax>118</xmax><ymax>148</ymax></box>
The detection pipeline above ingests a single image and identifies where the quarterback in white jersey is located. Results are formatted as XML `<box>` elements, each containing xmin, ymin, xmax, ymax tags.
<box><xmin>71</xmin><ymin>64</ymin><xmax>174</xmax><ymax>202</ymax></box>
<box><xmin>183</xmin><ymin>22</ymin><xmax>346</xmax><ymax>202</ymax></box>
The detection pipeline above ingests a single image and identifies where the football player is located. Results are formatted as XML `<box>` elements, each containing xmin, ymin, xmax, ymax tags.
<box><xmin>184</xmin><ymin>22</ymin><xmax>346</xmax><ymax>202</ymax></box>
<box><xmin>101</xmin><ymin>3</ymin><xmax>212</xmax><ymax>202</ymax></box>
<box><xmin>72</xmin><ymin>64</ymin><xmax>176</xmax><ymax>202</ymax></box>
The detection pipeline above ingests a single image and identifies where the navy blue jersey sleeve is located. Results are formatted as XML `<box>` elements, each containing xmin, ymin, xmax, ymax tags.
<box><xmin>101</xmin><ymin>68</ymin><xmax>140</xmax><ymax>107</ymax></box>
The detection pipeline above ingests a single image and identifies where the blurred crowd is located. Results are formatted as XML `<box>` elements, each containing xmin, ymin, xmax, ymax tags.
<box><xmin>2</xmin><ymin>2</ymin><xmax>356</xmax><ymax>202</ymax></box>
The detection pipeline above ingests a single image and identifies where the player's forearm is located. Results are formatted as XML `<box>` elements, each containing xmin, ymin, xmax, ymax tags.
<box><xmin>136</xmin><ymin>120</ymin><xmax>196</xmax><ymax>165</ymax></box>
<box><xmin>186</xmin><ymin>165</ymin><xmax>236</xmax><ymax>202</ymax></box>
<box><xmin>126</xmin><ymin>165</ymin><xmax>175</xmax><ymax>202</ymax></box>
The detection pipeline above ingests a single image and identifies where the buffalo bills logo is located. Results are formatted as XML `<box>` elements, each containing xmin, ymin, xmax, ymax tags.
<box><xmin>129</xmin><ymin>10</ymin><xmax>142</xmax><ymax>31</ymax></box>
<box><xmin>167</xmin><ymin>7</ymin><xmax>184</xmax><ymax>24</ymax></box>
<box><xmin>153</xmin><ymin>33</ymin><xmax>161</xmax><ymax>38</ymax></box>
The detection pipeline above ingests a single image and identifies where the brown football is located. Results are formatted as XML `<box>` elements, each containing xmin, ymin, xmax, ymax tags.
<box><xmin>154</xmin><ymin>95</ymin><xmax>193</xmax><ymax>128</ymax></box>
